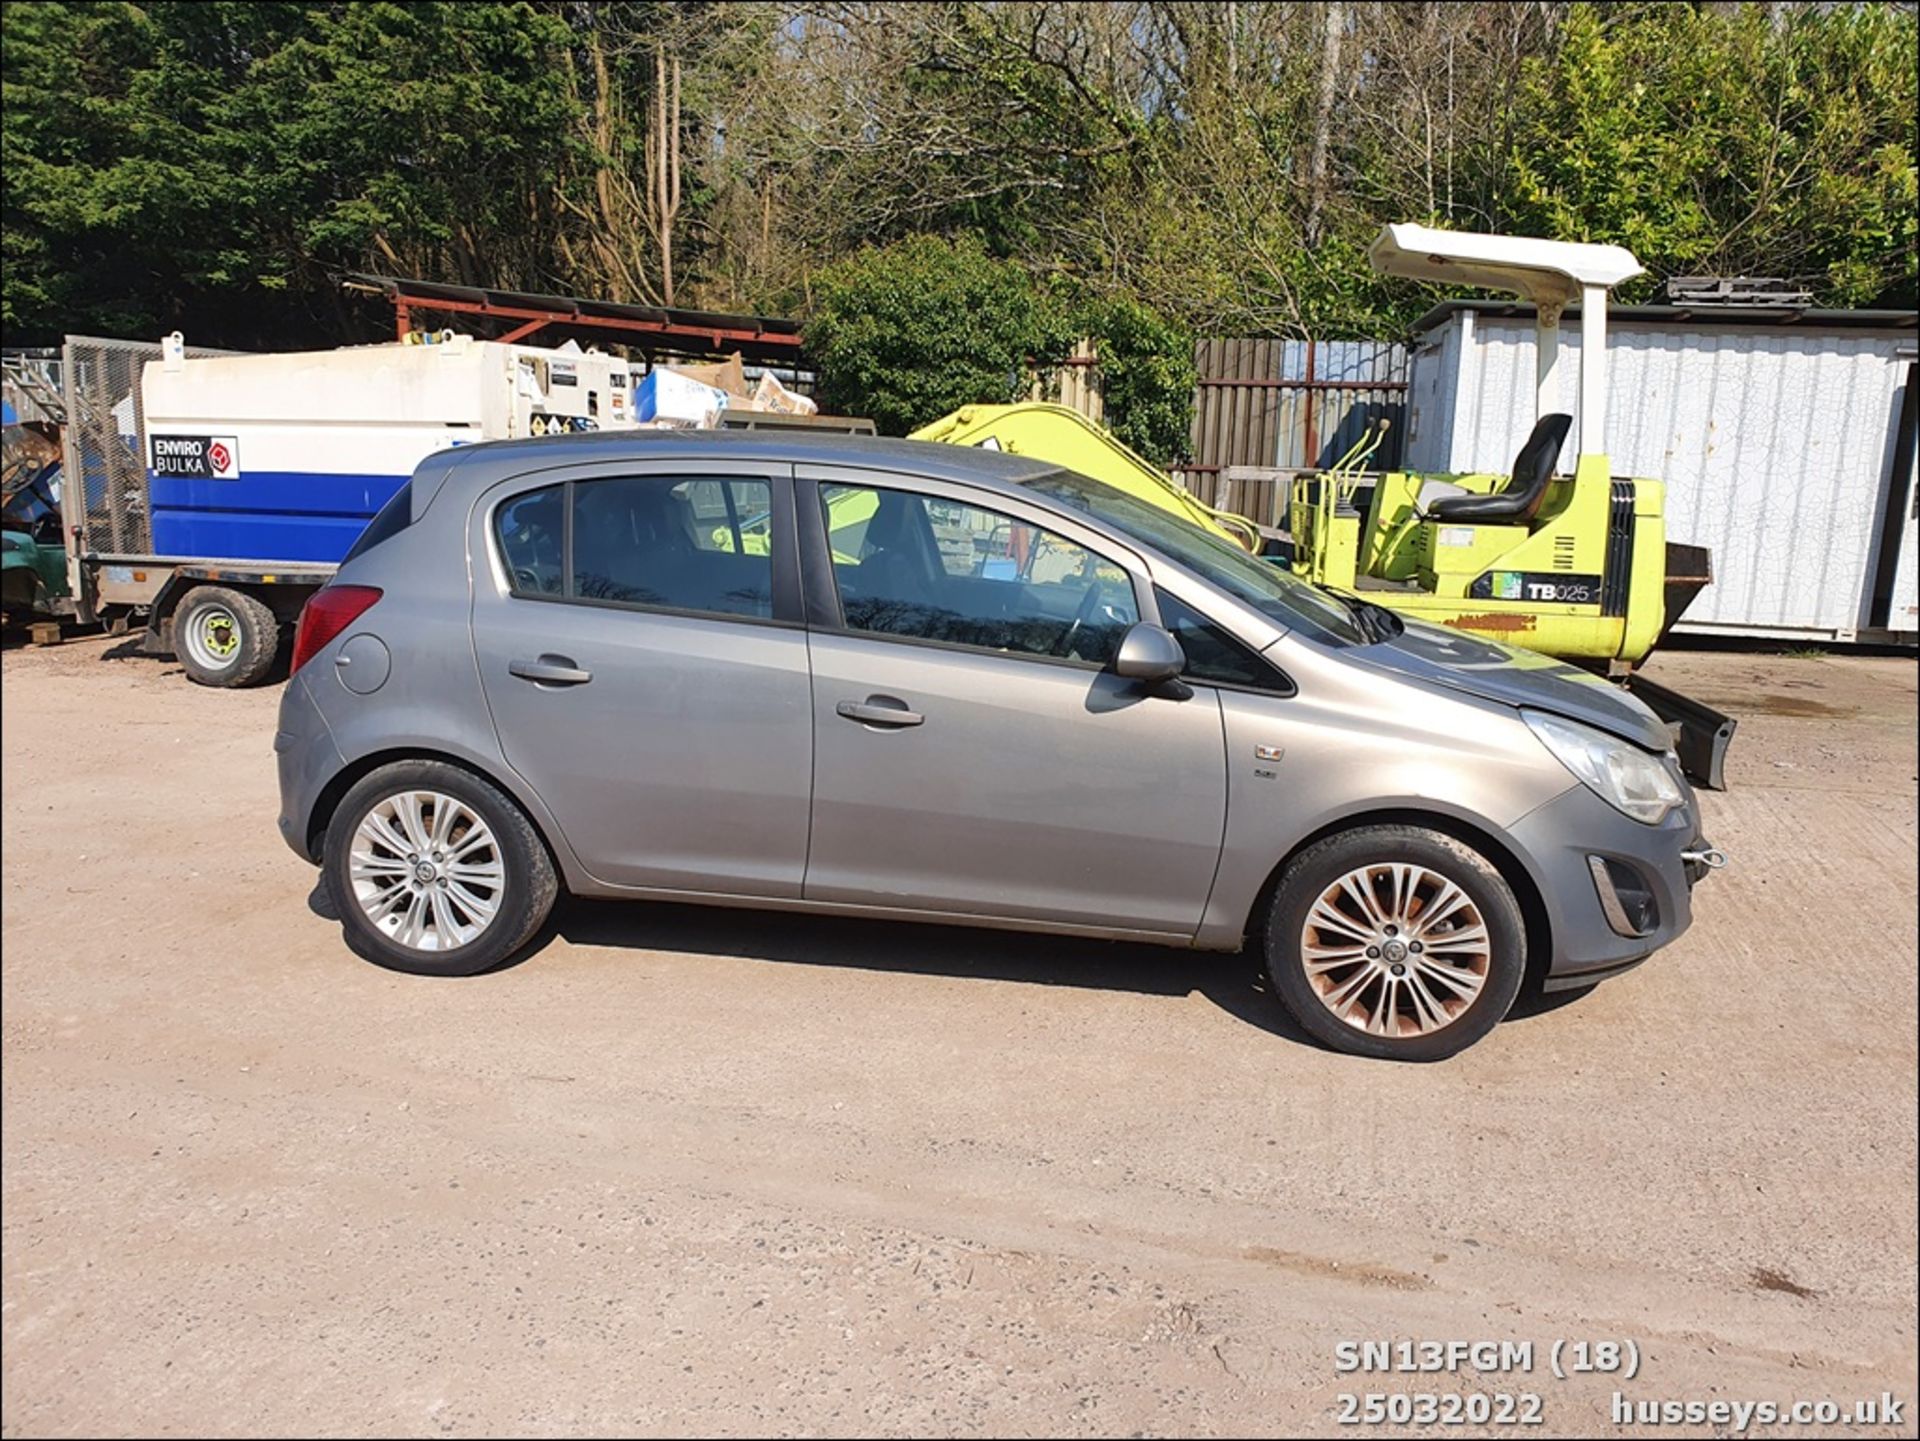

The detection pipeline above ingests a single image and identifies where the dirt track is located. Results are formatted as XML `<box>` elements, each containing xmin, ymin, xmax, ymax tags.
<box><xmin>3</xmin><ymin>635</ymin><xmax>1915</xmax><ymax>1437</ymax></box>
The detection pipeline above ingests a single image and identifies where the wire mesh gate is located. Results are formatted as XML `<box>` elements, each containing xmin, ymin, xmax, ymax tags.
<box><xmin>57</xmin><ymin>334</ymin><xmax>237</xmax><ymax>561</ymax></box>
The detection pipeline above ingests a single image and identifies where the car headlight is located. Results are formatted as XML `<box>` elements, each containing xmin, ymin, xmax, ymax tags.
<box><xmin>1523</xmin><ymin>709</ymin><xmax>1684</xmax><ymax>825</ymax></box>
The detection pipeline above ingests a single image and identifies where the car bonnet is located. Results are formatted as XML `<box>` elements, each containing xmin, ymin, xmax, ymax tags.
<box><xmin>1338</xmin><ymin>616</ymin><xmax>1674</xmax><ymax>752</ymax></box>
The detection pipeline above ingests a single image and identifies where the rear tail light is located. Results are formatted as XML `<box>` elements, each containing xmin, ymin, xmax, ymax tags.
<box><xmin>290</xmin><ymin>585</ymin><xmax>382</xmax><ymax>675</ymax></box>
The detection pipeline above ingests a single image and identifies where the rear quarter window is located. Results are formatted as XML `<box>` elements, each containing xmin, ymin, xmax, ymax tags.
<box><xmin>495</xmin><ymin>485</ymin><xmax>566</xmax><ymax>597</ymax></box>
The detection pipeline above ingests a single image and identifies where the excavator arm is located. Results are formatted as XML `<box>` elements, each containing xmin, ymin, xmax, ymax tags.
<box><xmin>910</xmin><ymin>403</ymin><xmax>1261</xmax><ymax>552</ymax></box>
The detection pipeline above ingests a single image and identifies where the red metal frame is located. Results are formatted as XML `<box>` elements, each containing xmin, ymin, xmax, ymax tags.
<box><xmin>385</xmin><ymin>291</ymin><xmax>801</xmax><ymax>354</ymax></box>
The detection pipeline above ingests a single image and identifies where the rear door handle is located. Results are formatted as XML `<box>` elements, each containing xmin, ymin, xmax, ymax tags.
<box><xmin>836</xmin><ymin>696</ymin><xmax>924</xmax><ymax>728</ymax></box>
<box><xmin>509</xmin><ymin>654</ymin><xmax>593</xmax><ymax>687</ymax></box>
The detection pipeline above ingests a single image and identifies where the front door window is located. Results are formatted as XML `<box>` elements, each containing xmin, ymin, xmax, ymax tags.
<box><xmin>819</xmin><ymin>483</ymin><xmax>1138</xmax><ymax>665</ymax></box>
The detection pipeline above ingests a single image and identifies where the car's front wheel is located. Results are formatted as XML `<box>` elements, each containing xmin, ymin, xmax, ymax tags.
<box><xmin>1264</xmin><ymin>825</ymin><xmax>1527</xmax><ymax>1061</ymax></box>
<box><xmin>324</xmin><ymin>760</ymin><xmax>558</xmax><ymax>977</ymax></box>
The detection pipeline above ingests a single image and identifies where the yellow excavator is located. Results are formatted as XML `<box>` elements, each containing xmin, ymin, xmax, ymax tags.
<box><xmin>1286</xmin><ymin>224</ymin><xmax>1717</xmax><ymax>673</ymax></box>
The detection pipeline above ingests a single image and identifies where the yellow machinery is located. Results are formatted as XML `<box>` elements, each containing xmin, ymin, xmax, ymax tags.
<box><xmin>1292</xmin><ymin>415</ymin><xmax>1678</xmax><ymax>665</ymax></box>
<box><xmin>910</xmin><ymin>403</ymin><xmax>1261</xmax><ymax>551</ymax></box>
<box><xmin>1288</xmin><ymin>223</ymin><xmax>1709</xmax><ymax>670</ymax></box>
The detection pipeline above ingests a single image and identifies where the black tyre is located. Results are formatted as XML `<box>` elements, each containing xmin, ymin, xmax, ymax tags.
<box><xmin>323</xmin><ymin>760</ymin><xmax>559</xmax><ymax>978</ymax></box>
<box><xmin>1264</xmin><ymin>825</ymin><xmax>1527</xmax><ymax>1061</ymax></box>
<box><xmin>174</xmin><ymin>585</ymin><xmax>280</xmax><ymax>688</ymax></box>
<box><xmin>3</xmin><ymin>567</ymin><xmax>42</xmax><ymax>617</ymax></box>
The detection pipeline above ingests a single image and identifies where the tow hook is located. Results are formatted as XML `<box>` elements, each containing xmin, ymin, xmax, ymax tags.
<box><xmin>1681</xmin><ymin>844</ymin><xmax>1729</xmax><ymax>871</ymax></box>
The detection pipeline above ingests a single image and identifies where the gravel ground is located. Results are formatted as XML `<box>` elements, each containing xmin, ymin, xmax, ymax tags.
<box><xmin>3</xmin><ymin>634</ymin><xmax>1915</xmax><ymax>1437</ymax></box>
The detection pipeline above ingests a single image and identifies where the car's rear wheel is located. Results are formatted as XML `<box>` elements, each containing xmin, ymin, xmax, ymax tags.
<box><xmin>1264</xmin><ymin>825</ymin><xmax>1526</xmax><ymax>1061</ymax></box>
<box><xmin>324</xmin><ymin>760</ymin><xmax>557</xmax><ymax>977</ymax></box>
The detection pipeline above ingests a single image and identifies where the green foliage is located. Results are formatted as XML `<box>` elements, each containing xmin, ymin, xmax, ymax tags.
<box><xmin>807</xmin><ymin>235</ymin><xmax>1072</xmax><ymax>435</ymax></box>
<box><xmin>1504</xmin><ymin>2</ymin><xmax>1917</xmax><ymax>307</ymax></box>
<box><xmin>246</xmin><ymin>2</ymin><xmax>578</xmax><ymax>287</ymax></box>
<box><xmin>1074</xmin><ymin>297</ymin><xmax>1195</xmax><ymax>467</ymax></box>
<box><xmin>4</xmin><ymin>1</ymin><xmax>1915</xmax><ymax>353</ymax></box>
<box><xmin>2</xmin><ymin>1</ymin><xmax>272</xmax><ymax>337</ymax></box>
<box><xmin>807</xmin><ymin>240</ymin><xmax>1192</xmax><ymax>458</ymax></box>
<box><xmin>1</xmin><ymin>1</ymin><xmax>578</xmax><ymax>345</ymax></box>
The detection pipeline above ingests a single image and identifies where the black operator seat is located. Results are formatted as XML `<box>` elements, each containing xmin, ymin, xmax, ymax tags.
<box><xmin>1423</xmin><ymin>412</ymin><xmax>1574</xmax><ymax>524</ymax></box>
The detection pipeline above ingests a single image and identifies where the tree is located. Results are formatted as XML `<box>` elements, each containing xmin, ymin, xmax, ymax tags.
<box><xmin>2</xmin><ymin>1</ymin><xmax>581</xmax><ymax>346</ymax></box>
<box><xmin>1074</xmin><ymin>296</ymin><xmax>1194</xmax><ymax>466</ymax></box>
<box><xmin>806</xmin><ymin>233</ymin><xmax>1071</xmax><ymax>434</ymax></box>
<box><xmin>1</xmin><ymin>1</ymin><xmax>291</xmax><ymax>339</ymax></box>
<box><xmin>644</xmin><ymin>41</ymin><xmax>683</xmax><ymax>304</ymax></box>
<box><xmin>243</xmin><ymin>2</ymin><xmax>580</xmax><ymax>299</ymax></box>
<box><xmin>1304</xmin><ymin>0</ymin><xmax>1345</xmax><ymax>248</ymax></box>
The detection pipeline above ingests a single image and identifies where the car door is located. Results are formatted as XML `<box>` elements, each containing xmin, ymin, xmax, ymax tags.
<box><xmin>798</xmin><ymin>467</ymin><xmax>1228</xmax><ymax>937</ymax></box>
<box><xmin>470</xmin><ymin>459</ymin><xmax>813</xmax><ymax>896</ymax></box>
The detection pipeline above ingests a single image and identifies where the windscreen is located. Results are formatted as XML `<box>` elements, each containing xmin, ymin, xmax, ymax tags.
<box><xmin>1023</xmin><ymin>469</ymin><xmax>1368</xmax><ymax>646</ymax></box>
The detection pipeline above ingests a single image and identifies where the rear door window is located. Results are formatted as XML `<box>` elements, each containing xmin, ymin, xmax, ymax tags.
<box><xmin>495</xmin><ymin>475</ymin><xmax>776</xmax><ymax>620</ymax></box>
<box><xmin>496</xmin><ymin>485</ymin><xmax>565</xmax><ymax>596</ymax></box>
<box><xmin>572</xmin><ymin>476</ymin><xmax>773</xmax><ymax>618</ymax></box>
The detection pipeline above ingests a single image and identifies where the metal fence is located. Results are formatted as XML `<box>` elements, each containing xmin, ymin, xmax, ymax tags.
<box><xmin>58</xmin><ymin>334</ymin><xmax>235</xmax><ymax>557</ymax></box>
<box><xmin>1176</xmin><ymin>337</ymin><xmax>1409</xmax><ymax>526</ymax></box>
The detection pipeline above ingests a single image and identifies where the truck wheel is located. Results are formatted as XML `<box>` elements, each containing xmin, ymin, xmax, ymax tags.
<box><xmin>175</xmin><ymin>585</ymin><xmax>280</xmax><ymax>688</ymax></box>
<box><xmin>1263</xmin><ymin>825</ymin><xmax>1527</xmax><ymax>1062</ymax></box>
<box><xmin>323</xmin><ymin>760</ymin><xmax>558</xmax><ymax>977</ymax></box>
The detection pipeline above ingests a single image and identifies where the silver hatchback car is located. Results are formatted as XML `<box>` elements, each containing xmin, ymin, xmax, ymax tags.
<box><xmin>276</xmin><ymin>432</ymin><xmax>1718</xmax><ymax>1060</ymax></box>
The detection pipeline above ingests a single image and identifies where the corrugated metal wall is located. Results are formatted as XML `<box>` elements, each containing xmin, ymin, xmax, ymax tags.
<box><xmin>1180</xmin><ymin>338</ymin><xmax>1407</xmax><ymax>522</ymax></box>
<box><xmin>1410</xmin><ymin>311</ymin><xmax>1915</xmax><ymax>638</ymax></box>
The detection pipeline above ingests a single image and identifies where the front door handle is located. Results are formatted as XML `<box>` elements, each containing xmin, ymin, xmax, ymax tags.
<box><xmin>836</xmin><ymin>696</ymin><xmax>924</xmax><ymax>728</ymax></box>
<box><xmin>509</xmin><ymin>654</ymin><xmax>593</xmax><ymax>687</ymax></box>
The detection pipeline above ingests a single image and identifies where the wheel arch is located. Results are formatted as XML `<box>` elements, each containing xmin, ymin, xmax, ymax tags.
<box><xmin>1242</xmin><ymin>806</ymin><xmax>1554</xmax><ymax>989</ymax></box>
<box><xmin>304</xmin><ymin>746</ymin><xmax>571</xmax><ymax>885</ymax></box>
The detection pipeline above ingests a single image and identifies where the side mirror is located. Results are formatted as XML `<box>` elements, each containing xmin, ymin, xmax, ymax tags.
<box><xmin>1112</xmin><ymin>622</ymin><xmax>1187</xmax><ymax>685</ymax></box>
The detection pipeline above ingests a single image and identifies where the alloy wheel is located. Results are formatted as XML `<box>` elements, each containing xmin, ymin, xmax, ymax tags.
<box><xmin>348</xmin><ymin>790</ymin><xmax>505</xmax><ymax>953</ymax></box>
<box><xmin>1299</xmin><ymin>862</ymin><xmax>1491</xmax><ymax>1038</ymax></box>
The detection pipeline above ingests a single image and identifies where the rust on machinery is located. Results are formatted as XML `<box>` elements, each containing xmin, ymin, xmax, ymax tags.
<box><xmin>1444</xmin><ymin>612</ymin><xmax>1539</xmax><ymax>634</ymax></box>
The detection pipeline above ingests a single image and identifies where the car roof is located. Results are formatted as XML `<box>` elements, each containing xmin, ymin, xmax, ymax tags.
<box><xmin>428</xmin><ymin>428</ymin><xmax>1057</xmax><ymax>497</ymax></box>
<box><xmin>412</xmin><ymin>427</ymin><xmax>1165</xmax><ymax>565</ymax></box>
